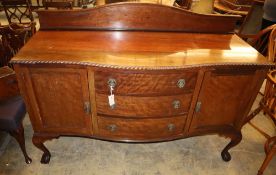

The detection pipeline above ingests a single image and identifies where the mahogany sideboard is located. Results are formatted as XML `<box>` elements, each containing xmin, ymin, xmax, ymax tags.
<box><xmin>10</xmin><ymin>3</ymin><xmax>273</xmax><ymax>164</ymax></box>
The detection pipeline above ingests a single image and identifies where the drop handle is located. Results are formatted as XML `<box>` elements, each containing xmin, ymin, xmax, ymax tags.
<box><xmin>177</xmin><ymin>79</ymin><xmax>186</xmax><ymax>89</ymax></box>
<box><xmin>195</xmin><ymin>101</ymin><xmax>202</xmax><ymax>113</ymax></box>
<box><xmin>172</xmin><ymin>100</ymin><xmax>181</xmax><ymax>109</ymax></box>
<box><xmin>107</xmin><ymin>124</ymin><xmax>117</xmax><ymax>132</ymax></box>
<box><xmin>168</xmin><ymin>123</ymin><xmax>175</xmax><ymax>132</ymax></box>
<box><xmin>84</xmin><ymin>102</ymin><xmax>91</xmax><ymax>114</ymax></box>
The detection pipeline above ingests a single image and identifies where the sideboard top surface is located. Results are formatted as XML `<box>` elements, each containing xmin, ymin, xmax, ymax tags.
<box><xmin>11</xmin><ymin>31</ymin><xmax>272</xmax><ymax>69</ymax></box>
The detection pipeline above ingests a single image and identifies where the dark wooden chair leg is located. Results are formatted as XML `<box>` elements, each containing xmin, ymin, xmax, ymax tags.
<box><xmin>221</xmin><ymin>131</ymin><xmax>242</xmax><ymax>162</ymax></box>
<box><xmin>257</xmin><ymin>144</ymin><xmax>276</xmax><ymax>175</ymax></box>
<box><xmin>32</xmin><ymin>135</ymin><xmax>52</xmax><ymax>164</ymax></box>
<box><xmin>9</xmin><ymin>123</ymin><xmax>32</xmax><ymax>164</ymax></box>
<box><xmin>258</xmin><ymin>137</ymin><xmax>276</xmax><ymax>175</ymax></box>
<box><xmin>243</xmin><ymin>106</ymin><xmax>262</xmax><ymax>125</ymax></box>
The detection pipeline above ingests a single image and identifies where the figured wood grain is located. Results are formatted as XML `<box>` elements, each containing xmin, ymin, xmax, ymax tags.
<box><xmin>25</xmin><ymin>67</ymin><xmax>92</xmax><ymax>135</ymax></box>
<box><xmin>96</xmin><ymin>93</ymin><xmax>192</xmax><ymax>117</ymax></box>
<box><xmin>184</xmin><ymin>69</ymin><xmax>205</xmax><ymax>133</ymax></box>
<box><xmin>36</xmin><ymin>3</ymin><xmax>240</xmax><ymax>32</ymax></box>
<box><xmin>189</xmin><ymin>68</ymin><xmax>261</xmax><ymax>132</ymax></box>
<box><xmin>95</xmin><ymin>71</ymin><xmax>197</xmax><ymax>95</ymax></box>
<box><xmin>13</xmin><ymin>65</ymin><xmax>41</xmax><ymax>132</ymax></box>
<box><xmin>97</xmin><ymin>115</ymin><xmax>186</xmax><ymax>140</ymax></box>
<box><xmin>236</xmin><ymin>69</ymin><xmax>267</xmax><ymax>129</ymax></box>
<box><xmin>11</xmin><ymin>32</ymin><xmax>272</xmax><ymax>69</ymax></box>
<box><xmin>87</xmin><ymin>68</ymin><xmax>98</xmax><ymax>134</ymax></box>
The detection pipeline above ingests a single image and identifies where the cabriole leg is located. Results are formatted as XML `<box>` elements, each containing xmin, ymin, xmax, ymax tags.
<box><xmin>32</xmin><ymin>134</ymin><xmax>56</xmax><ymax>164</ymax></box>
<box><xmin>221</xmin><ymin>131</ymin><xmax>242</xmax><ymax>162</ymax></box>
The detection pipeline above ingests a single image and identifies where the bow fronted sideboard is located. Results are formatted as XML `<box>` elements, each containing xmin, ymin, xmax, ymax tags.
<box><xmin>11</xmin><ymin>3</ymin><xmax>273</xmax><ymax>164</ymax></box>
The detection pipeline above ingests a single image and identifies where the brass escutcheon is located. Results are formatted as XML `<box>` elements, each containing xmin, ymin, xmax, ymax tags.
<box><xmin>108</xmin><ymin>78</ymin><xmax>117</xmax><ymax>88</ymax></box>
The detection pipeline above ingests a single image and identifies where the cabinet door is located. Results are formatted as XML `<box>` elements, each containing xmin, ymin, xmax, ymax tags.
<box><xmin>25</xmin><ymin>67</ymin><xmax>92</xmax><ymax>135</ymax></box>
<box><xmin>189</xmin><ymin>69</ymin><xmax>265</xmax><ymax>132</ymax></box>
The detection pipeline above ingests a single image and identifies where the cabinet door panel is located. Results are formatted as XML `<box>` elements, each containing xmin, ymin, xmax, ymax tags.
<box><xmin>27</xmin><ymin>67</ymin><xmax>92</xmax><ymax>135</ymax></box>
<box><xmin>189</xmin><ymin>69</ymin><xmax>262</xmax><ymax>132</ymax></box>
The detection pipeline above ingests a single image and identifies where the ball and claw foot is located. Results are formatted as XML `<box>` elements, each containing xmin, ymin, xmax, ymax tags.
<box><xmin>41</xmin><ymin>152</ymin><xmax>51</xmax><ymax>164</ymax></box>
<box><xmin>221</xmin><ymin>150</ymin><xmax>231</xmax><ymax>162</ymax></box>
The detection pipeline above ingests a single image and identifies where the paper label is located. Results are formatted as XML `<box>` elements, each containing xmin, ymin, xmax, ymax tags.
<box><xmin>108</xmin><ymin>94</ymin><xmax>115</xmax><ymax>106</ymax></box>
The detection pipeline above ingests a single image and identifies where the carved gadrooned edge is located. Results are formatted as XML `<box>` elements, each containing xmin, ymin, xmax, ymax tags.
<box><xmin>10</xmin><ymin>60</ymin><xmax>273</xmax><ymax>70</ymax></box>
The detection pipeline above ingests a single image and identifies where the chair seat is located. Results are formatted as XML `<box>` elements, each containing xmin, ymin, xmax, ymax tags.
<box><xmin>0</xmin><ymin>96</ymin><xmax>26</xmax><ymax>131</ymax></box>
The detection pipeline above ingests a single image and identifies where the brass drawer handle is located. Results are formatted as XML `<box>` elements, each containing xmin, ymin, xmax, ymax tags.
<box><xmin>177</xmin><ymin>79</ymin><xmax>186</xmax><ymax>89</ymax></box>
<box><xmin>107</xmin><ymin>124</ymin><xmax>117</xmax><ymax>132</ymax></box>
<box><xmin>172</xmin><ymin>100</ymin><xmax>181</xmax><ymax>109</ymax></box>
<box><xmin>107</xmin><ymin>78</ymin><xmax>117</xmax><ymax>88</ymax></box>
<box><xmin>168</xmin><ymin>123</ymin><xmax>175</xmax><ymax>132</ymax></box>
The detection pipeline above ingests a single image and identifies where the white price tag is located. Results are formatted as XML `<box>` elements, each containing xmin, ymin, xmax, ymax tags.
<box><xmin>108</xmin><ymin>94</ymin><xmax>115</xmax><ymax>107</ymax></box>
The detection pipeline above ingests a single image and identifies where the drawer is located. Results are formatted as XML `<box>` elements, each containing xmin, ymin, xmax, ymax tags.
<box><xmin>95</xmin><ymin>71</ymin><xmax>197</xmax><ymax>95</ymax></box>
<box><xmin>97</xmin><ymin>115</ymin><xmax>186</xmax><ymax>140</ymax></box>
<box><xmin>96</xmin><ymin>93</ymin><xmax>192</xmax><ymax>117</ymax></box>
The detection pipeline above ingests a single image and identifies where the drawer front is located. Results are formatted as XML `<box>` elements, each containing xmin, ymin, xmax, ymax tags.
<box><xmin>96</xmin><ymin>93</ymin><xmax>192</xmax><ymax>117</ymax></box>
<box><xmin>95</xmin><ymin>71</ymin><xmax>197</xmax><ymax>95</ymax></box>
<box><xmin>97</xmin><ymin>115</ymin><xmax>186</xmax><ymax>140</ymax></box>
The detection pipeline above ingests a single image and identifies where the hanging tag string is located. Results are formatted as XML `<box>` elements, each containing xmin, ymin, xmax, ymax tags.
<box><xmin>110</xmin><ymin>85</ymin><xmax>114</xmax><ymax>96</ymax></box>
